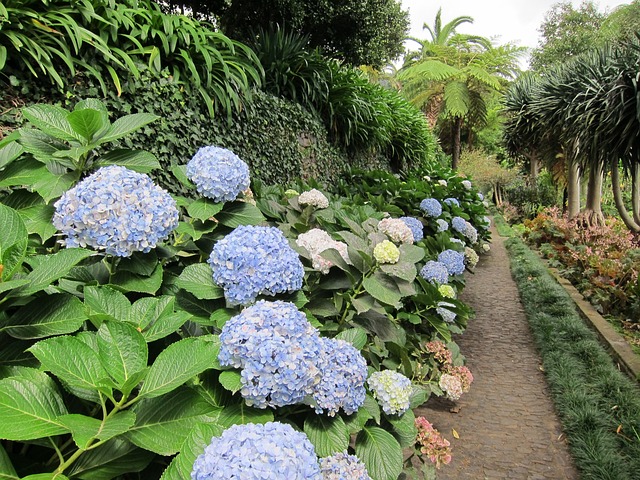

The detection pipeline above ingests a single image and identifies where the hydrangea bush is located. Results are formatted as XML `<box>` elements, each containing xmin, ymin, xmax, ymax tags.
<box><xmin>191</xmin><ymin>422</ymin><xmax>321</xmax><ymax>479</ymax></box>
<box><xmin>209</xmin><ymin>225</ymin><xmax>304</xmax><ymax>304</ymax></box>
<box><xmin>187</xmin><ymin>146</ymin><xmax>250</xmax><ymax>202</ymax></box>
<box><xmin>320</xmin><ymin>452</ymin><xmax>372</xmax><ymax>480</ymax></box>
<box><xmin>53</xmin><ymin>165</ymin><xmax>179</xmax><ymax>256</ymax></box>
<box><xmin>0</xmin><ymin>101</ymin><xmax>489</xmax><ymax>479</ymax></box>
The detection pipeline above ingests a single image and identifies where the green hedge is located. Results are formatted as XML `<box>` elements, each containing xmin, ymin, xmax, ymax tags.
<box><xmin>1</xmin><ymin>72</ymin><xmax>391</xmax><ymax>193</ymax></box>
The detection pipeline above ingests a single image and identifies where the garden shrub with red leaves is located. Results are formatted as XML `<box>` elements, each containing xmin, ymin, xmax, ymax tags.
<box><xmin>524</xmin><ymin>207</ymin><xmax>640</xmax><ymax>322</ymax></box>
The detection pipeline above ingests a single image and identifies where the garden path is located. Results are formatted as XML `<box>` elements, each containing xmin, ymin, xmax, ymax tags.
<box><xmin>415</xmin><ymin>226</ymin><xmax>578</xmax><ymax>480</ymax></box>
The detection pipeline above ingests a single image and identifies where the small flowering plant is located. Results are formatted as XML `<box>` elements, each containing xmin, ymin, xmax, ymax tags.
<box><xmin>209</xmin><ymin>225</ymin><xmax>305</xmax><ymax>305</ymax></box>
<box><xmin>187</xmin><ymin>145</ymin><xmax>250</xmax><ymax>202</ymax></box>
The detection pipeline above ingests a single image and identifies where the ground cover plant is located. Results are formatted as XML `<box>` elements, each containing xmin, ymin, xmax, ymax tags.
<box><xmin>523</xmin><ymin>207</ymin><xmax>640</xmax><ymax>350</ymax></box>
<box><xmin>506</xmin><ymin>237</ymin><xmax>640</xmax><ymax>480</ymax></box>
<box><xmin>0</xmin><ymin>100</ymin><xmax>488</xmax><ymax>479</ymax></box>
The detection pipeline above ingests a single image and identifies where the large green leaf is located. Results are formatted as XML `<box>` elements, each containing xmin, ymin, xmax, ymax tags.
<box><xmin>58</xmin><ymin>411</ymin><xmax>136</xmax><ymax>449</ymax></box>
<box><xmin>139</xmin><ymin>336</ymin><xmax>219</xmax><ymax>398</ymax></box>
<box><xmin>216</xmin><ymin>202</ymin><xmax>265</xmax><ymax>227</ymax></box>
<box><xmin>0</xmin><ymin>204</ymin><xmax>28</xmax><ymax>281</ymax></box>
<box><xmin>67</xmin><ymin>108</ymin><xmax>105</xmax><ymax>142</ymax></box>
<box><xmin>161</xmin><ymin>423</ymin><xmax>224</xmax><ymax>480</ymax></box>
<box><xmin>21</xmin><ymin>104</ymin><xmax>82</xmax><ymax>143</ymax></box>
<box><xmin>0</xmin><ymin>157</ymin><xmax>51</xmax><ymax>188</ymax></box>
<box><xmin>303</xmin><ymin>415</ymin><xmax>350</xmax><ymax>457</ymax></box>
<box><xmin>355</xmin><ymin>426</ymin><xmax>403</xmax><ymax>480</ymax></box>
<box><xmin>28</xmin><ymin>336</ymin><xmax>110</xmax><ymax>402</ymax></box>
<box><xmin>33</xmin><ymin>170</ymin><xmax>76</xmax><ymax>203</ymax></box>
<box><xmin>11</xmin><ymin>248</ymin><xmax>93</xmax><ymax>296</ymax></box>
<box><xmin>0</xmin><ymin>372</ymin><xmax>69</xmax><ymax>440</ymax></box>
<box><xmin>218</xmin><ymin>370</ymin><xmax>242</xmax><ymax>394</ymax></box>
<box><xmin>176</xmin><ymin>263</ymin><xmax>224</xmax><ymax>300</ymax></box>
<box><xmin>362</xmin><ymin>275</ymin><xmax>402</xmax><ymax>307</ymax></box>
<box><xmin>22</xmin><ymin>474</ymin><xmax>69</xmax><ymax>480</ymax></box>
<box><xmin>0</xmin><ymin>443</ymin><xmax>18</xmax><ymax>479</ymax></box>
<box><xmin>335</xmin><ymin>328</ymin><xmax>368</xmax><ymax>350</ymax></box>
<box><xmin>126</xmin><ymin>388</ymin><xmax>220</xmax><ymax>455</ymax></box>
<box><xmin>110</xmin><ymin>264</ymin><xmax>163</xmax><ymax>294</ymax></box>
<box><xmin>186</xmin><ymin>198</ymin><xmax>224</xmax><ymax>221</ymax></box>
<box><xmin>99</xmin><ymin>113</ymin><xmax>159</xmax><ymax>144</ymax></box>
<box><xmin>4</xmin><ymin>294</ymin><xmax>87</xmax><ymax>339</ymax></box>
<box><xmin>0</xmin><ymin>136</ymin><xmax>23</xmax><ymax>170</ymax></box>
<box><xmin>386</xmin><ymin>409</ymin><xmax>417</xmax><ymax>447</ymax></box>
<box><xmin>18</xmin><ymin>204</ymin><xmax>57</xmax><ymax>242</ymax></box>
<box><xmin>84</xmin><ymin>285</ymin><xmax>131</xmax><ymax>322</ymax></box>
<box><xmin>217</xmin><ymin>404</ymin><xmax>274</xmax><ymax>428</ymax></box>
<box><xmin>94</xmin><ymin>149</ymin><xmax>160</xmax><ymax>173</ymax></box>
<box><xmin>380</xmin><ymin>261</ymin><xmax>416</xmax><ymax>283</ymax></box>
<box><xmin>67</xmin><ymin>438</ymin><xmax>154</xmax><ymax>479</ymax></box>
<box><xmin>97</xmin><ymin>321</ymin><xmax>148</xmax><ymax>388</ymax></box>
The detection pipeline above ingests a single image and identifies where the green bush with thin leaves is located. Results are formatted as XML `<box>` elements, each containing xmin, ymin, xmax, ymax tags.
<box><xmin>0</xmin><ymin>0</ymin><xmax>262</xmax><ymax>117</ymax></box>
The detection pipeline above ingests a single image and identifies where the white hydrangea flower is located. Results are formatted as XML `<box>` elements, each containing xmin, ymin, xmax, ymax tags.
<box><xmin>465</xmin><ymin>247</ymin><xmax>479</xmax><ymax>268</ymax></box>
<box><xmin>461</xmin><ymin>180</ymin><xmax>472</xmax><ymax>190</ymax></box>
<box><xmin>378</xmin><ymin>218</ymin><xmax>414</xmax><ymax>244</ymax></box>
<box><xmin>482</xmin><ymin>243</ymin><xmax>491</xmax><ymax>253</ymax></box>
<box><xmin>297</xmin><ymin>229</ymin><xmax>350</xmax><ymax>274</ymax></box>
<box><xmin>438</xmin><ymin>179</ymin><xmax>448</xmax><ymax>187</ymax></box>
<box><xmin>299</xmin><ymin>189</ymin><xmax>329</xmax><ymax>209</ymax></box>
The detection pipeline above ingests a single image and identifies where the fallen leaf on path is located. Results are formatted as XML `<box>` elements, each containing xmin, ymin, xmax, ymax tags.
<box><xmin>450</xmin><ymin>406</ymin><xmax>461</xmax><ymax>413</ymax></box>
<box><xmin>452</xmin><ymin>428</ymin><xmax>460</xmax><ymax>439</ymax></box>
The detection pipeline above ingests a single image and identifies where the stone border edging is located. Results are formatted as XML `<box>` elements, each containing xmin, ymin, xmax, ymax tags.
<box><xmin>542</xmin><ymin>262</ymin><xmax>640</xmax><ymax>382</ymax></box>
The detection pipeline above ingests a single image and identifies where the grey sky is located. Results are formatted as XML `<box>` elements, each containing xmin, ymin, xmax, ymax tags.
<box><xmin>400</xmin><ymin>0</ymin><xmax>630</xmax><ymax>64</ymax></box>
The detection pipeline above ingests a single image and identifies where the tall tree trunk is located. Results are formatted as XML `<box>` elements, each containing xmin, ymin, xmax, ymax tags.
<box><xmin>611</xmin><ymin>159</ymin><xmax>640</xmax><ymax>232</ymax></box>
<box><xmin>567</xmin><ymin>161</ymin><xmax>581</xmax><ymax>219</ymax></box>
<box><xmin>451</xmin><ymin>116</ymin><xmax>462</xmax><ymax>170</ymax></box>
<box><xmin>632</xmin><ymin>163</ymin><xmax>640</xmax><ymax>226</ymax></box>
<box><xmin>528</xmin><ymin>153</ymin><xmax>539</xmax><ymax>184</ymax></box>
<box><xmin>581</xmin><ymin>164</ymin><xmax>605</xmax><ymax>227</ymax></box>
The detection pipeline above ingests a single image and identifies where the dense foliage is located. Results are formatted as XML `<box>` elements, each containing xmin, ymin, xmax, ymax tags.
<box><xmin>195</xmin><ymin>0</ymin><xmax>409</xmax><ymax>67</ymax></box>
<box><xmin>1</xmin><ymin>71</ymin><xmax>393</xmax><ymax>192</ymax></box>
<box><xmin>0</xmin><ymin>0</ymin><xmax>261</xmax><ymax>117</ymax></box>
<box><xmin>507</xmin><ymin>237</ymin><xmax>640</xmax><ymax>479</ymax></box>
<box><xmin>530</xmin><ymin>1</ymin><xmax>605</xmax><ymax>71</ymax></box>
<box><xmin>524</xmin><ymin>207</ymin><xmax>640</xmax><ymax>323</ymax></box>
<box><xmin>0</xmin><ymin>100</ymin><xmax>488</xmax><ymax>479</ymax></box>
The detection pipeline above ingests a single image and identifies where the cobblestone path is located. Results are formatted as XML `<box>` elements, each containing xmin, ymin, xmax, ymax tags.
<box><xmin>414</xmin><ymin>227</ymin><xmax>579</xmax><ymax>479</ymax></box>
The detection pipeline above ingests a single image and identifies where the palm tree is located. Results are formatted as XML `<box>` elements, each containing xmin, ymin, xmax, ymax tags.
<box><xmin>399</xmin><ymin>41</ymin><xmax>523</xmax><ymax>169</ymax></box>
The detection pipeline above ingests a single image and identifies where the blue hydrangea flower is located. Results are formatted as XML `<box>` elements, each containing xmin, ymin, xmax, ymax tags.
<box><xmin>400</xmin><ymin>216</ymin><xmax>423</xmax><ymax>242</ymax></box>
<box><xmin>312</xmin><ymin>338</ymin><xmax>367</xmax><ymax>416</ymax></box>
<box><xmin>451</xmin><ymin>238</ymin><xmax>465</xmax><ymax>246</ymax></box>
<box><xmin>367</xmin><ymin>370</ymin><xmax>412</xmax><ymax>415</ymax></box>
<box><xmin>187</xmin><ymin>146</ymin><xmax>250</xmax><ymax>202</ymax></box>
<box><xmin>420</xmin><ymin>261</ymin><xmax>449</xmax><ymax>285</ymax></box>
<box><xmin>219</xmin><ymin>301</ymin><xmax>323</xmax><ymax>408</ymax></box>
<box><xmin>443</xmin><ymin>198</ymin><xmax>460</xmax><ymax>208</ymax></box>
<box><xmin>320</xmin><ymin>452</ymin><xmax>371</xmax><ymax>480</ymax></box>
<box><xmin>53</xmin><ymin>165</ymin><xmax>178</xmax><ymax>257</ymax></box>
<box><xmin>191</xmin><ymin>422</ymin><xmax>321</xmax><ymax>480</ymax></box>
<box><xmin>451</xmin><ymin>216</ymin><xmax>467</xmax><ymax>234</ymax></box>
<box><xmin>420</xmin><ymin>198</ymin><xmax>442</xmax><ymax>217</ymax></box>
<box><xmin>209</xmin><ymin>225</ymin><xmax>304</xmax><ymax>305</ymax></box>
<box><xmin>478</xmin><ymin>192</ymin><xmax>484</xmax><ymax>201</ymax></box>
<box><xmin>436</xmin><ymin>219</ymin><xmax>449</xmax><ymax>232</ymax></box>
<box><xmin>436</xmin><ymin>301</ymin><xmax>457</xmax><ymax>323</ymax></box>
<box><xmin>464</xmin><ymin>223</ymin><xmax>478</xmax><ymax>244</ymax></box>
<box><xmin>438</xmin><ymin>250</ymin><xmax>466</xmax><ymax>275</ymax></box>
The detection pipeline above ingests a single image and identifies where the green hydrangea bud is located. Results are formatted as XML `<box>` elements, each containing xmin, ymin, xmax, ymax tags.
<box><xmin>438</xmin><ymin>284</ymin><xmax>456</xmax><ymax>298</ymax></box>
<box><xmin>373</xmin><ymin>240</ymin><xmax>400</xmax><ymax>264</ymax></box>
<box><xmin>284</xmin><ymin>189</ymin><xmax>300</xmax><ymax>198</ymax></box>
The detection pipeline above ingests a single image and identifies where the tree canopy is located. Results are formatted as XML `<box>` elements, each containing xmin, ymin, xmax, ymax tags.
<box><xmin>530</xmin><ymin>1</ymin><xmax>605</xmax><ymax>71</ymax></box>
<box><xmin>161</xmin><ymin>0</ymin><xmax>410</xmax><ymax>67</ymax></box>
